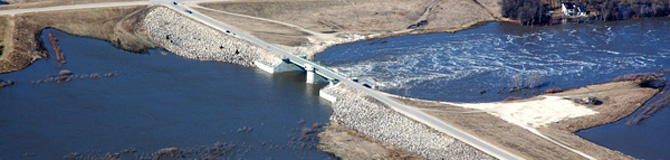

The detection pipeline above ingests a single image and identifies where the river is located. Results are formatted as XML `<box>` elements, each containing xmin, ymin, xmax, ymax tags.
<box><xmin>0</xmin><ymin>29</ymin><xmax>334</xmax><ymax>159</ymax></box>
<box><xmin>315</xmin><ymin>18</ymin><xmax>670</xmax><ymax>159</ymax></box>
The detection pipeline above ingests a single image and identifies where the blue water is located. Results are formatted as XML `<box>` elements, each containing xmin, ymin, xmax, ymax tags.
<box><xmin>315</xmin><ymin>18</ymin><xmax>670</xmax><ymax>159</ymax></box>
<box><xmin>316</xmin><ymin>19</ymin><xmax>670</xmax><ymax>103</ymax></box>
<box><xmin>0</xmin><ymin>29</ymin><xmax>334</xmax><ymax>159</ymax></box>
<box><xmin>578</xmin><ymin>107</ymin><xmax>670</xmax><ymax>159</ymax></box>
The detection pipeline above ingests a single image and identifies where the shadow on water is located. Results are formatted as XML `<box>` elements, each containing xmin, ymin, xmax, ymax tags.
<box><xmin>315</xmin><ymin>18</ymin><xmax>670</xmax><ymax>159</ymax></box>
<box><xmin>0</xmin><ymin>28</ymin><xmax>335</xmax><ymax>159</ymax></box>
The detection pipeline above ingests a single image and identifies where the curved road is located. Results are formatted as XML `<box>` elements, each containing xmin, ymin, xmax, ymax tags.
<box><xmin>1</xmin><ymin>1</ymin><xmax>522</xmax><ymax>159</ymax></box>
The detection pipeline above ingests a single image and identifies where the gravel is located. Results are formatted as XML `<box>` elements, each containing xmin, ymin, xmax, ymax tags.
<box><xmin>322</xmin><ymin>83</ymin><xmax>495</xmax><ymax>160</ymax></box>
<box><xmin>143</xmin><ymin>7</ymin><xmax>281</xmax><ymax>67</ymax></box>
<box><xmin>142</xmin><ymin>6</ymin><xmax>492</xmax><ymax>160</ymax></box>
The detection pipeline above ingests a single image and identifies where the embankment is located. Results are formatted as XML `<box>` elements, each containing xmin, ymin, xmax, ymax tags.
<box><xmin>0</xmin><ymin>3</ymin><xmax>507</xmax><ymax>160</ymax></box>
<box><xmin>0</xmin><ymin>5</ymin><xmax>285</xmax><ymax>73</ymax></box>
<box><xmin>319</xmin><ymin>83</ymin><xmax>493</xmax><ymax>159</ymax></box>
<box><xmin>143</xmin><ymin>7</ymin><xmax>281</xmax><ymax>67</ymax></box>
<box><xmin>0</xmin><ymin>6</ymin><xmax>156</xmax><ymax>73</ymax></box>
<box><xmin>394</xmin><ymin>80</ymin><xmax>658</xmax><ymax>159</ymax></box>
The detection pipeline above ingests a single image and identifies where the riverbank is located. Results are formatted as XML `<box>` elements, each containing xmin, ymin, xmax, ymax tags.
<box><xmin>0</xmin><ymin>5</ymin><xmax>155</xmax><ymax>73</ymax></box>
<box><xmin>0</xmin><ymin>2</ymin><xmax>509</xmax><ymax>159</ymax></box>
<box><xmin>319</xmin><ymin>83</ymin><xmax>494</xmax><ymax>159</ymax></box>
<box><xmin>316</xmin><ymin>121</ymin><xmax>424</xmax><ymax>160</ymax></box>
<box><xmin>388</xmin><ymin>80</ymin><xmax>659</xmax><ymax>159</ymax></box>
<box><xmin>3</xmin><ymin>1</ymin><xmax>658</xmax><ymax>159</ymax></box>
<box><xmin>1</xmin><ymin>0</ymin><xmax>505</xmax><ymax>72</ymax></box>
<box><xmin>194</xmin><ymin>0</ymin><xmax>504</xmax><ymax>59</ymax></box>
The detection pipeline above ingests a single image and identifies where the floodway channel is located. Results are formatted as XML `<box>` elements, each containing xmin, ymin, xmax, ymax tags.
<box><xmin>143</xmin><ymin>6</ymin><xmax>497</xmax><ymax>159</ymax></box>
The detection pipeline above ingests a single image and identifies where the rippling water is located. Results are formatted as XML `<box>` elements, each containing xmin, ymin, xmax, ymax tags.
<box><xmin>0</xmin><ymin>29</ymin><xmax>334</xmax><ymax>159</ymax></box>
<box><xmin>315</xmin><ymin>18</ymin><xmax>670</xmax><ymax>159</ymax></box>
<box><xmin>316</xmin><ymin>18</ymin><xmax>670</xmax><ymax>102</ymax></box>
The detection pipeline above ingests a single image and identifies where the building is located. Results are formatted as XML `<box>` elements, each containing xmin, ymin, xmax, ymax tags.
<box><xmin>561</xmin><ymin>2</ymin><xmax>587</xmax><ymax>17</ymax></box>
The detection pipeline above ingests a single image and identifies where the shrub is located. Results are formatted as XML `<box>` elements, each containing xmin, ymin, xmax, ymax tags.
<box><xmin>503</xmin><ymin>96</ymin><xmax>522</xmax><ymax>102</ymax></box>
<box><xmin>544</xmin><ymin>87</ymin><xmax>563</xmax><ymax>93</ymax></box>
<box><xmin>501</xmin><ymin>0</ymin><xmax>551</xmax><ymax>25</ymax></box>
<box><xmin>626</xmin><ymin>89</ymin><xmax>670</xmax><ymax>125</ymax></box>
<box><xmin>510</xmin><ymin>70</ymin><xmax>546</xmax><ymax>91</ymax></box>
<box><xmin>612</xmin><ymin>73</ymin><xmax>661</xmax><ymax>82</ymax></box>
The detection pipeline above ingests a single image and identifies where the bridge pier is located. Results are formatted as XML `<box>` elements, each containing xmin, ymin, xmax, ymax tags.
<box><xmin>305</xmin><ymin>64</ymin><xmax>326</xmax><ymax>84</ymax></box>
<box><xmin>254</xmin><ymin>58</ymin><xmax>301</xmax><ymax>74</ymax></box>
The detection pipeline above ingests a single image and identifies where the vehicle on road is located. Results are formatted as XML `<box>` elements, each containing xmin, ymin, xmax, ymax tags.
<box><xmin>173</xmin><ymin>2</ymin><xmax>177</xmax><ymax>5</ymax></box>
<box><xmin>184</xmin><ymin>9</ymin><xmax>192</xmax><ymax>14</ymax></box>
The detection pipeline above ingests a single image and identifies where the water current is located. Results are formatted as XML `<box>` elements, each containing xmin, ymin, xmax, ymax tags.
<box><xmin>316</xmin><ymin>18</ymin><xmax>670</xmax><ymax>103</ymax></box>
<box><xmin>0</xmin><ymin>29</ymin><xmax>334</xmax><ymax>159</ymax></box>
<box><xmin>315</xmin><ymin>18</ymin><xmax>670</xmax><ymax>159</ymax></box>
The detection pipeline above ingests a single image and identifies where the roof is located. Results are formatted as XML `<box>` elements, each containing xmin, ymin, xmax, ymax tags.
<box><xmin>563</xmin><ymin>2</ymin><xmax>575</xmax><ymax>9</ymax></box>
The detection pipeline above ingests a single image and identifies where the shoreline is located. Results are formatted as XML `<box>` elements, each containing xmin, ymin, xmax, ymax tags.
<box><xmin>0</xmin><ymin>1</ymin><xmax>666</xmax><ymax>159</ymax></box>
<box><xmin>386</xmin><ymin>80</ymin><xmax>658</xmax><ymax>159</ymax></box>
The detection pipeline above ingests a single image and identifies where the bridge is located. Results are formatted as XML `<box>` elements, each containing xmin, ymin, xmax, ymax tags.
<box><xmin>254</xmin><ymin>57</ymin><xmax>338</xmax><ymax>84</ymax></box>
<box><xmin>165</xmin><ymin>2</ymin><xmax>521</xmax><ymax>159</ymax></box>
<box><xmin>0</xmin><ymin>1</ymin><xmax>522</xmax><ymax>159</ymax></box>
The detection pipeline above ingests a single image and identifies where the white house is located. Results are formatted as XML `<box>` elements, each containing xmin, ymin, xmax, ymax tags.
<box><xmin>561</xmin><ymin>3</ymin><xmax>587</xmax><ymax>17</ymax></box>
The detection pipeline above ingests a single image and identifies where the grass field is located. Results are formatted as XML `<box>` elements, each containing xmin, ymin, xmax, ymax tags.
<box><xmin>0</xmin><ymin>0</ymin><xmax>141</xmax><ymax>10</ymax></box>
<box><xmin>0</xmin><ymin>5</ymin><xmax>156</xmax><ymax>73</ymax></box>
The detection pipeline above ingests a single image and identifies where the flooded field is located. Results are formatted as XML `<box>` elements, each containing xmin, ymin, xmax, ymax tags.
<box><xmin>0</xmin><ymin>29</ymin><xmax>334</xmax><ymax>159</ymax></box>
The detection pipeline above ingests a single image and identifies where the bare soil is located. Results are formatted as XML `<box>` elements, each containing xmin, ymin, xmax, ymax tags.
<box><xmin>199</xmin><ymin>0</ymin><xmax>432</xmax><ymax>33</ymax></box>
<box><xmin>420</xmin><ymin>0</ymin><xmax>496</xmax><ymax>33</ymax></box>
<box><xmin>0</xmin><ymin>5</ymin><xmax>157</xmax><ymax>73</ymax></box>
<box><xmin>196</xmin><ymin>0</ymin><xmax>502</xmax><ymax>57</ymax></box>
<box><xmin>0</xmin><ymin>0</ymin><xmax>141</xmax><ymax>10</ymax></box>
<box><xmin>317</xmin><ymin>121</ymin><xmax>425</xmax><ymax>160</ymax></box>
<box><xmin>192</xmin><ymin>7</ymin><xmax>311</xmax><ymax>47</ymax></box>
<box><xmin>395</xmin><ymin>81</ymin><xmax>657</xmax><ymax>159</ymax></box>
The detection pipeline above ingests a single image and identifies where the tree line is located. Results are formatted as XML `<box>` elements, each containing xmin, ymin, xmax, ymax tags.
<box><xmin>501</xmin><ymin>0</ymin><xmax>670</xmax><ymax>25</ymax></box>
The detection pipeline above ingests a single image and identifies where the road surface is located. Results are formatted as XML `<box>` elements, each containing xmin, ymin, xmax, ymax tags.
<box><xmin>0</xmin><ymin>1</ymin><xmax>524</xmax><ymax>159</ymax></box>
<box><xmin>169</xmin><ymin>1</ymin><xmax>523</xmax><ymax>159</ymax></box>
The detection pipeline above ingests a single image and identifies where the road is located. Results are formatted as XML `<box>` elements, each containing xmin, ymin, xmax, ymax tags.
<box><xmin>169</xmin><ymin>2</ymin><xmax>523</xmax><ymax>160</ymax></box>
<box><xmin>0</xmin><ymin>1</ymin><xmax>522</xmax><ymax>159</ymax></box>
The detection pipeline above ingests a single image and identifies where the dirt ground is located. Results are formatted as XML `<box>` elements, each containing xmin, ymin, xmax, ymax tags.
<box><xmin>395</xmin><ymin>81</ymin><xmax>657</xmax><ymax>159</ymax></box>
<box><xmin>196</xmin><ymin>0</ymin><xmax>502</xmax><ymax>58</ymax></box>
<box><xmin>0</xmin><ymin>5</ymin><xmax>157</xmax><ymax>73</ymax></box>
<box><xmin>0</xmin><ymin>0</ymin><xmax>141</xmax><ymax>10</ymax></box>
<box><xmin>317</xmin><ymin>121</ymin><xmax>425</xmax><ymax>160</ymax></box>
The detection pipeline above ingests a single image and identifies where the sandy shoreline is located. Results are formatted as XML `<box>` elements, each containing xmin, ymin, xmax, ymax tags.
<box><xmin>386</xmin><ymin>80</ymin><xmax>658</xmax><ymax>159</ymax></box>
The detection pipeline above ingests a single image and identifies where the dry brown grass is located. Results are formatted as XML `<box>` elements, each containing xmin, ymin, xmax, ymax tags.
<box><xmin>422</xmin><ymin>0</ymin><xmax>496</xmax><ymax>32</ymax></box>
<box><xmin>199</xmin><ymin>0</ymin><xmax>433</xmax><ymax>33</ymax></box>
<box><xmin>193</xmin><ymin>8</ymin><xmax>310</xmax><ymax>47</ymax></box>
<box><xmin>548</xmin><ymin>81</ymin><xmax>659</xmax><ymax>132</ymax></box>
<box><xmin>0</xmin><ymin>5</ymin><xmax>157</xmax><ymax>73</ymax></box>
<box><xmin>397</xmin><ymin>80</ymin><xmax>657</xmax><ymax>159</ymax></box>
<box><xmin>0</xmin><ymin>16</ymin><xmax>8</xmax><ymax>56</ymax></box>
<box><xmin>317</xmin><ymin>121</ymin><xmax>425</xmax><ymax>160</ymax></box>
<box><xmin>397</xmin><ymin>98</ymin><xmax>583</xmax><ymax>159</ymax></box>
<box><xmin>0</xmin><ymin>6</ymin><xmax>154</xmax><ymax>73</ymax></box>
<box><xmin>0</xmin><ymin>0</ymin><xmax>141</xmax><ymax>10</ymax></box>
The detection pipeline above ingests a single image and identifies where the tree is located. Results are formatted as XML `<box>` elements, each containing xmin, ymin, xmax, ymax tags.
<box><xmin>501</xmin><ymin>0</ymin><xmax>550</xmax><ymax>25</ymax></box>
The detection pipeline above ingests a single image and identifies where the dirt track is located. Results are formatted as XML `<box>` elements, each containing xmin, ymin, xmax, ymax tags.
<box><xmin>196</xmin><ymin>0</ymin><xmax>502</xmax><ymax>58</ymax></box>
<box><xmin>394</xmin><ymin>81</ymin><xmax>657</xmax><ymax>159</ymax></box>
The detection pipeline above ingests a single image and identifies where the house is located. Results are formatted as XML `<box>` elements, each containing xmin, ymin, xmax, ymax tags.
<box><xmin>561</xmin><ymin>2</ymin><xmax>587</xmax><ymax>17</ymax></box>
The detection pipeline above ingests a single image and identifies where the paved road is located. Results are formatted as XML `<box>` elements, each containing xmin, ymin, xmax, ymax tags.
<box><xmin>170</xmin><ymin>1</ymin><xmax>522</xmax><ymax>160</ymax></box>
<box><xmin>0</xmin><ymin>1</ymin><xmax>522</xmax><ymax>159</ymax></box>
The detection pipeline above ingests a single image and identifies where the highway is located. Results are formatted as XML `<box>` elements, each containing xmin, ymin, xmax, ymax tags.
<box><xmin>169</xmin><ymin>1</ymin><xmax>522</xmax><ymax>159</ymax></box>
<box><xmin>0</xmin><ymin>1</ymin><xmax>522</xmax><ymax>159</ymax></box>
